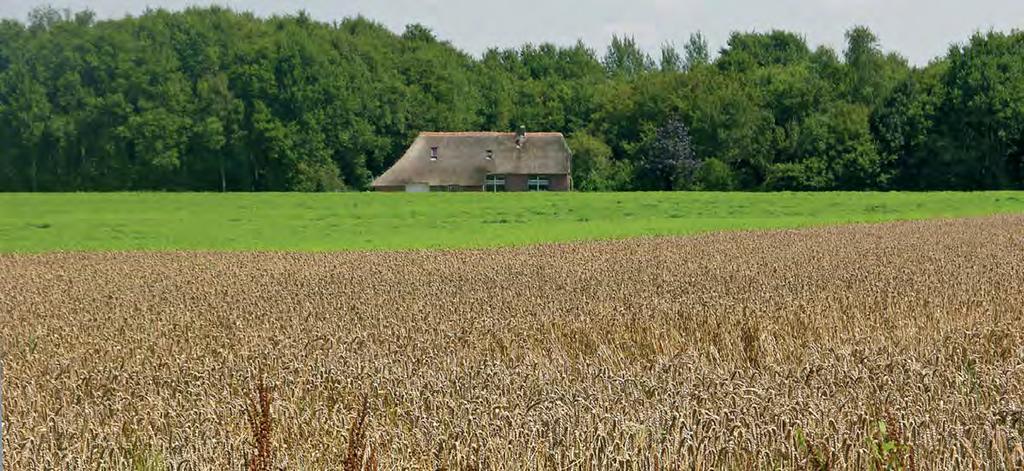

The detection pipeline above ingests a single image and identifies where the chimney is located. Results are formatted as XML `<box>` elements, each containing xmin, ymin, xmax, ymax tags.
<box><xmin>515</xmin><ymin>125</ymin><xmax>527</xmax><ymax>149</ymax></box>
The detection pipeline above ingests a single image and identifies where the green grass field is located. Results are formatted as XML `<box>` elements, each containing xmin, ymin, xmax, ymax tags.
<box><xmin>1</xmin><ymin>192</ymin><xmax>1022</xmax><ymax>252</ymax></box>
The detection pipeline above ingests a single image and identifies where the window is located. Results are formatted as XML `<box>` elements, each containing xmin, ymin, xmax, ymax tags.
<box><xmin>528</xmin><ymin>175</ymin><xmax>550</xmax><ymax>191</ymax></box>
<box><xmin>485</xmin><ymin>149</ymin><xmax>494</xmax><ymax>160</ymax></box>
<box><xmin>430</xmin><ymin>146</ymin><xmax>439</xmax><ymax>160</ymax></box>
<box><xmin>484</xmin><ymin>174</ymin><xmax>506</xmax><ymax>192</ymax></box>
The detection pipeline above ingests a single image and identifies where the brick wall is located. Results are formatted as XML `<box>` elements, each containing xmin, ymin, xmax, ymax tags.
<box><xmin>549</xmin><ymin>174</ymin><xmax>571</xmax><ymax>191</ymax></box>
<box><xmin>505</xmin><ymin>175</ymin><xmax>529</xmax><ymax>192</ymax></box>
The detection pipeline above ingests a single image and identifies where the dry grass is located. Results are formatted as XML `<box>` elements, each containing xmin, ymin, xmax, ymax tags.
<box><xmin>1</xmin><ymin>215</ymin><xmax>1023</xmax><ymax>469</ymax></box>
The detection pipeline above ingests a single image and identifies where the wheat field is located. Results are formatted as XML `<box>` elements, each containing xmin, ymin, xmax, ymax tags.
<box><xmin>1</xmin><ymin>215</ymin><xmax>1023</xmax><ymax>469</ymax></box>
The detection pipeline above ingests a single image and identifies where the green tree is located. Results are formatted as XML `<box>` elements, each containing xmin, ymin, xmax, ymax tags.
<box><xmin>717</xmin><ymin>31</ymin><xmax>811</xmax><ymax>73</ymax></box>
<box><xmin>694</xmin><ymin>158</ymin><xmax>737</xmax><ymax>190</ymax></box>
<box><xmin>660</xmin><ymin>42</ymin><xmax>682</xmax><ymax>72</ymax></box>
<box><xmin>604</xmin><ymin>35</ymin><xmax>654</xmax><ymax>78</ymax></box>
<box><xmin>935</xmin><ymin>31</ymin><xmax>1024</xmax><ymax>189</ymax></box>
<box><xmin>773</xmin><ymin>102</ymin><xmax>887</xmax><ymax>190</ymax></box>
<box><xmin>872</xmin><ymin>65</ymin><xmax>946</xmax><ymax>189</ymax></box>
<box><xmin>637</xmin><ymin>118</ymin><xmax>700</xmax><ymax>190</ymax></box>
<box><xmin>844</xmin><ymin>26</ymin><xmax>907</xmax><ymax>106</ymax></box>
<box><xmin>683</xmin><ymin>32</ymin><xmax>710</xmax><ymax>70</ymax></box>
<box><xmin>568</xmin><ymin>132</ymin><xmax>630</xmax><ymax>191</ymax></box>
<box><xmin>0</xmin><ymin>6</ymin><xmax>1018</xmax><ymax>193</ymax></box>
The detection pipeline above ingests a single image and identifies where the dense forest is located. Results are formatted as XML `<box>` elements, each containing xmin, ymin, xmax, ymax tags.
<box><xmin>0</xmin><ymin>6</ymin><xmax>1022</xmax><ymax>192</ymax></box>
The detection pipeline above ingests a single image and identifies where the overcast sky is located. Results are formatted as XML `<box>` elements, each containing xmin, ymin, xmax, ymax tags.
<box><xmin>3</xmin><ymin>0</ymin><xmax>1023</xmax><ymax>65</ymax></box>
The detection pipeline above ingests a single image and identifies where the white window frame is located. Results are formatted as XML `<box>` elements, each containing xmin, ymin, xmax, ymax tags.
<box><xmin>430</xmin><ymin>146</ymin><xmax>439</xmax><ymax>160</ymax></box>
<box><xmin>484</xmin><ymin>174</ymin><xmax>506</xmax><ymax>192</ymax></box>
<box><xmin>528</xmin><ymin>175</ymin><xmax>551</xmax><ymax>191</ymax></box>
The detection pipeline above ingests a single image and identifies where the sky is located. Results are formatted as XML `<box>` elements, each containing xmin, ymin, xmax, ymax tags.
<box><xmin>2</xmin><ymin>0</ymin><xmax>1023</xmax><ymax>65</ymax></box>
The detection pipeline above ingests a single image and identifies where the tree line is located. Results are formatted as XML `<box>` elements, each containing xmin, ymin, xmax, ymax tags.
<box><xmin>1</xmin><ymin>6</ymin><xmax>1022</xmax><ymax>192</ymax></box>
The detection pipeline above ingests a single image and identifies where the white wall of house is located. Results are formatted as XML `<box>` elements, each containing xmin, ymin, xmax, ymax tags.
<box><xmin>405</xmin><ymin>183</ymin><xmax>430</xmax><ymax>193</ymax></box>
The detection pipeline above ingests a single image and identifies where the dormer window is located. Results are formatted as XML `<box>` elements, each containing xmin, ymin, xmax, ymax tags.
<box><xmin>430</xmin><ymin>146</ymin><xmax>439</xmax><ymax>160</ymax></box>
<box><xmin>485</xmin><ymin>149</ymin><xmax>493</xmax><ymax>160</ymax></box>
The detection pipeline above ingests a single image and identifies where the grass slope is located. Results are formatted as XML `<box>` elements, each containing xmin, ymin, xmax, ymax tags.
<box><xmin>1</xmin><ymin>192</ymin><xmax>1023</xmax><ymax>252</ymax></box>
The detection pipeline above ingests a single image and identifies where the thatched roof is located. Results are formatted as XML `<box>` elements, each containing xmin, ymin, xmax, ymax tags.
<box><xmin>372</xmin><ymin>132</ymin><xmax>572</xmax><ymax>187</ymax></box>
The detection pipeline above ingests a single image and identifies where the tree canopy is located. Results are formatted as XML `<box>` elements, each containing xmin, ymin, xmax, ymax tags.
<box><xmin>0</xmin><ymin>6</ymin><xmax>1022</xmax><ymax>192</ymax></box>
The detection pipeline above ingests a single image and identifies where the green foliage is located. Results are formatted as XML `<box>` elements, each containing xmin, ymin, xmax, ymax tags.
<box><xmin>793</xmin><ymin>428</ymin><xmax>831</xmax><ymax>470</ymax></box>
<box><xmin>129</xmin><ymin>445</ymin><xmax>168</xmax><ymax>471</ymax></box>
<box><xmin>637</xmin><ymin>119</ymin><xmax>698</xmax><ymax>190</ymax></box>
<box><xmin>717</xmin><ymin>30</ymin><xmax>812</xmax><ymax>73</ymax></box>
<box><xmin>694</xmin><ymin>158</ymin><xmax>736</xmax><ymax>190</ymax></box>
<box><xmin>659</xmin><ymin>43</ymin><xmax>682</xmax><ymax>73</ymax></box>
<box><xmin>568</xmin><ymin>132</ymin><xmax>630</xmax><ymax>191</ymax></box>
<box><xmin>766</xmin><ymin>160</ymin><xmax>831</xmax><ymax>191</ymax></box>
<box><xmin>867</xmin><ymin>419</ymin><xmax>914</xmax><ymax>470</ymax></box>
<box><xmin>939</xmin><ymin>31</ymin><xmax>1024</xmax><ymax>189</ymax></box>
<box><xmin>0</xmin><ymin>7</ymin><xmax>1021</xmax><ymax>192</ymax></box>
<box><xmin>683</xmin><ymin>33</ymin><xmax>710</xmax><ymax>71</ymax></box>
<box><xmin>783</xmin><ymin>102</ymin><xmax>888</xmax><ymax>190</ymax></box>
<box><xmin>603</xmin><ymin>35</ymin><xmax>654</xmax><ymax>78</ymax></box>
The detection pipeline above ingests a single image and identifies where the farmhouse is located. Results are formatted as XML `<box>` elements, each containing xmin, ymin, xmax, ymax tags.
<box><xmin>372</xmin><ymin>128</ymin><xmax>572</xmax><ymax>192</ymax></box>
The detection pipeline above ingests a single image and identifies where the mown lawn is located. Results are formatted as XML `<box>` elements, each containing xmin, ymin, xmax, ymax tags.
<box><xmin>1</xmin><ymin>192</ymin><xmax>1022</xmax><ymax>252</ymax></box>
